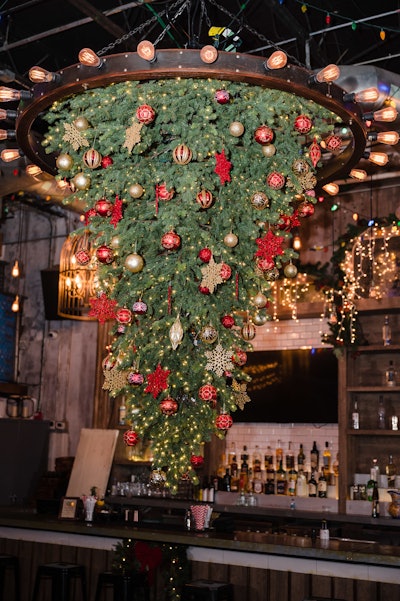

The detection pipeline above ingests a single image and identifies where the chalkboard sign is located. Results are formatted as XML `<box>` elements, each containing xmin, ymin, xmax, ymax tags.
<box><xmin>234</xmin><ymin>348</ymin><xmax>338</xmax><ymax>423</ymax></box>
<box><xmin>0</xmin><ymin>293</ymin><xmax>16</xmax><ymax>382</ymax></box>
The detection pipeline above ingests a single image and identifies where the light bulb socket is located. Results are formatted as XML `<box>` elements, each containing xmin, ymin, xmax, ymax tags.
<box><xmin>0</xmin><ymin>109</ymin><xmax>17</xmax><ymax>121</ymax></box>
<box><xmin>0</xmin><ymin>129</ymin><xmax>16</xmax><ymax>141</ymax></box>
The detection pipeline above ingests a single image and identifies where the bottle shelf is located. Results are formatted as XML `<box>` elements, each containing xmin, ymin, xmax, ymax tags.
<box><xmin>346</xmin><ymin>429</ymin><xmax>400</xmax><ymax>436</ymax></box>
<box><xmin>347</xmin><ymin>386</ymin><xmax>400</xmax><ymax>392</ymax></box>
<box><xmin>354</xmin><ymin>345</ymin><xmax>400</xmax><ymax>352</ymax></box>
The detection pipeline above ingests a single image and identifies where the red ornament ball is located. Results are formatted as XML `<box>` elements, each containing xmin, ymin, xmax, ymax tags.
<box><xmin>157</xmin><ymin>183</ymin><xmax>174</xmax><ymax>201</ymax></box>
<box><xmin>123</xmin><ymin>430</ymin><xmax>140</xmax><ymax>447</ymax></box>
<box><xmin>294</xmin><ymin>114</ymin><xmax>313</xmax><ymax>134</ymax></box>
<box><xmin>172</xmin><ymin>144</ymin><xmax>192</xmax><ymax>165</ymax></box>
<box><xmin>254</xmin><ymin>125</ymin><xmax>274</xmax><ymax>145</ymax></box>
<box><xmin>221</xmin><ymin>314</ymin><xmax>235</xmax><ymax>329</ymax></box>
<box><xmin>214</xmin><ymin>89</ymin><xmax>231</xmax><ymax>104</ymax></box>
<box><xmin>215</xmin><ymin>413</ymin><xmax>233</xmax><ymax>431</ymax></box>
<box><xmin>266</xmin><ymin>171</ymin><xmax>285</xmax><ymax>189</ymax></box>
<box><xmin>198</xmin><ymin>384</ymin><xmax>218</xmax><ymax>404</ymax></box>
<box><xmin>116</xmin><ymin>308</ymin><xmax>132</xmax><ymax>324</ymax></box>
<box><xmin>161</xmin><ymin>231</ymin><xmax>181</xmax><ymax>250</ymax></box>
<box><xmin>190</xmin><ymin>455</ymin><xmax>205</xmax><ymax>468</ymax></box>
<box><xmin>198</xmin><ymin>285</ymin><xmax>210</xmax><ymax>295</ymax></box>
<box><xmin>196</xmin><ymin>189</ymin><xmax>213</xmax><ymax>209</ymax></box>
<box><xmin>136</xmin><ymin>104</ymin><xmax>155</xmax><ymax>124</ymax></box>
<box><xmin>75</xmin><ymin>249</ymin><xmax>91</xmax><ymax>266</ymax></box>
<box><xmin>132</xmin><ymin>300</ymin><xmax>147</xmax><ymax>314</ymax></box>
<box><xmin>95</xmin><ymin>198</ymin><xmax>113</xmax><ymax>217</ymax></box>
<box><xmin>232</xmin><ymin>349</ymin><xmax>247</xmax><ymax>366</ymax></box>
<box><xmin>101</xmin><ymin>155</ymin><xmax>113</xmax><ymax>169</ymax></box>
<box><xmin>325</xmin><ymin>134</ymin><xmax>342</xmax><ymax>152</ymax></box>
<box><xmin>198</xmin><ymin>248</ymin><xmax>212</xmax><ymax>263</ymax></box>
<box><xmin>127</xmin><ymin>371</ymin><xmax>144</xmax><ymax>385</ymax></box>
<box><xmin>83</xmin><ymin>148</ymin><xmax>102</xmax><ymax>169</ymax></box>
<box><xmin>102</xmin><ymin>354</ymin><xmax>115</xmax><ymax>371</ymax></box>
<box><xmin>297</xmin><ymin>200</ymin><xmax>315</xmax><ymax>217</ymax></box>
<box><xmin>159</xmin><ymin>396</ymin><xmax>178</xmax><ymax>415</ymax></box>
<box><xmin>96</xmin><ymin>245</ymin><xmax>114</xmax><ymax>264</ymax></box>
<box><xmin>220</xmin><ymin>263</ymin><xmax>232</xmax><ymax>280</ymax></box>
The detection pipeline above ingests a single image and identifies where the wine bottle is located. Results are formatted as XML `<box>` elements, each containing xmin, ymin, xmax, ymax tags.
<box><xmin>308</xmin><ymin>471</ymin><xmax>317</xmax><ymax>497</ymax></box>
<box><xmin>297</xmin><ymin>443</ymin><xmax>305</xmax><ymax>469</ymax></box>
<box><xmin>385</xmin><ymin>454</ymin><xmax>396</xmax><ymax>488</ymax></box>
<box><xmin>276</xmin><ymin>459</ymin><xmax>287</xmax><ymax>495</ymax></box>
<box><xmin>382</xmin><ymin>315</ymin><xmax>392</xmax><ymax>346</ymax></box>
<box><xmin>371</xmin><ymin>482</ymin><xmax>380</xmax><ymax>518</ymax></box>
<box><xmin>275</xmin><ymin>439</ymin><xmax>283</xmax><ymax>469</ymax></box>
<box><xmin>285</xmin><ymin>441</ymin><xmax>295</xmax><ymax>470</ymax></box>
<box><xmin>317</xmin><ymin>471</ymin><xmax>327</xmax><ymax>498</ymax></box>
<box><xmin>351</xmin><ymin>397</ymin><xmax>360</xmax><ymax>430</ymax></box>
<box><xmin>310</xmin><ymin>441</ymin><xmax>319</xmax><ymax>472</ymax></box>
<box><xmin>385</xmin><ymin>361</ymin><xmax>396</xmax><ymax>387</ymax></box>
<box><xmin>223</xmin><ymin>468</ymin><xmax>231</xmax><ymax>492</ymax></box>
<box><xmin>323</xmin><ymin>441</ymin><xmax>331</xmax><ymax>476</ymax></box>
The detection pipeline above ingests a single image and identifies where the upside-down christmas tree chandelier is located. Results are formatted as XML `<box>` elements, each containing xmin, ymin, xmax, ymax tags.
<box><xmin>6</xmin><ymin>40</ymin><xmax>393</xmax><ymax>490</ymax></box>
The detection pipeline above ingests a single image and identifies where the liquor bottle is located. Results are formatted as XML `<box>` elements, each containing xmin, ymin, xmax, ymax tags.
<box><xmin>370</xmin><ymin>457</ymin><xmax>380</xmax><ymax>484</ymax></box>
<box><xmin>385</xmin><ymin>361</ymin><xmax>396</xmax><ymax>387</ymax></box>
<box><xmin>240</xmin><ymin>446</ymin><xmax>249</xmax><ymax>491</ymax></box>
<box><xmin>252</xmin><ymin>445</ymin><xmax>262</xmax><ymax>474</ymax></box>
<box><xmin>118</xmin><ymin>398</ymin><xmax>127</xmax><ymax>425</ymax></box>
<box><xmin>383</xmin><ymin>315</ymin><xmax>392</xmax><ymax>346</ymax></box>
<box><xmin>264</xmin><ymin>445</ymin><xmax>273</xmax><ymax>471</ymax></box>
<box><xmin>275</xmin><ymin>439</ymin><xmax>283</xmax><ymax>469</ymax></box>
<box><xmin>310</xmin><ymin>441</ymin><xmax>319</xmax><ymax>472</ymax></box>
<box><xmin>385</xmin><ymin>454</ymin><xmax>396</xmax><ymax>488</ymax></box>
<box><xmin>371</xmin><ymin>482</ymin><xmax>380</xmax><ymax>518</ymax></box>
<box><xmin>378</xmin><ymin>395</ymin><xmax>386</xmax><ymax>429</ymax></box>
<box><xmin>322</xmin><ymin>441</ymin><xmax>331</xmax><ymax>476</ymax></box>
<box><xmin>287</xmin><ymin>465</ymin><xmax>298</xmax><ymax>497</ymax></box>
<box><xmin>276</xmin><ymin>459</ymin><xmax>287</xmax><ymax>495</ymax></box>
<box><xmin>228</xmin><ymin>441</ymin><xmax>236</xmax><ymax>466</ymax></box>
<box><xmin>297</xmin><ymin>443</ymin><xmax>305</xmax><ymax>469</ymax></box>
<box><xmin>308</xmin><ymin>471</ymin><xmax>317</xmax><ymax>497</ymax></box>
<box><xmin>317</xmin><ymin>471</ymin><xmax>327</xmax><ymax>498</ymax></box>
<box><xmin>285</xmin><ymin>441</ymin><xmax>295</xmax><ymax>471</ymax></box>
<box><xmin>351</xmin><ymin>397</ymin><xmax>360</xmax><ymax>430</ymax></box>
<box><xmin>264</xmin><ymin>462</ymin><xmax>275</xmax><ymax>495</ymax></box>
<box><xmin>223</xmin><ymin>468</ymin><xmax>231</xmax><ymax>492</ymax></box>
<box><xmin>296</xmin><ymin>469</ymin><xmax>308</xmax><ymax>497</ymax></box>
<box><xmin>230</xmin><ymin>452</ymin><xmax>239</xmax><ymax>493</ymax></box>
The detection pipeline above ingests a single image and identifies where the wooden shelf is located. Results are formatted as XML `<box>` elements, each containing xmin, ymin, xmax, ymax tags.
<box><xmin>354</xmin><ymin>345</ymin><xmax>400</xmax><ymax>352</ymax></box>
<box><xmin>355</xmin><ymin>297</ymin><xmax>400</xmax><ymax>313</ymax></box>
<box><xmin>347</xmin><ymin>386</ymin><xmax>400</xmax><ymax>392</ymax></box>
<box><xmin>346</xmin><ymin>429</ymin><xmax>400</xmax><ymax>436</ymax></box>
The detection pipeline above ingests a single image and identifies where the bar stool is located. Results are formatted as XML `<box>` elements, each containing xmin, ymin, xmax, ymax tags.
<box><xmin>31</xmin><ymin>562</ymin><xmax>87</xmax><ymax>601</ymax></box>
<box><xmin>94</xmin><ymin>571</ymin><xmax>150</xmax><ymax>601</ymax></box>
<box><xmin>0</xmin><ymin>554</ymin><xmax>20</xmax><ymax>601</ymax></box>
<box><xmin>181</xmin><ymin>579</ymin><xmax>234</xmax><ymax>601</ymax></box>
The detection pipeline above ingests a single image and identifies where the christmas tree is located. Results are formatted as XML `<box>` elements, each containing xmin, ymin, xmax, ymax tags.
<box><xmin>43</xmin><ymin>76</ymin><xmax>337</xmax><ymax>491</ymax></box>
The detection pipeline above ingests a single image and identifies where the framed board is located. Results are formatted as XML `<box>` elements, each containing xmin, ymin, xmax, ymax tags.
<box><xmin>0</xmin><ymin>293</ymin><xmax>17</xmax><ymax>382</ymax></box>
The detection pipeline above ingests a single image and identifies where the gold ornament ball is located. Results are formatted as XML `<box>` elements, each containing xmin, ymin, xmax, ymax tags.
<box><xmin>199</xmin><ymin>324</ymin><xmax>218</xmax><ymax>344</ymax></box>
<box><xmin>253</xmin><ymin>311</ymin><xmax>268</xmax><ymax>326</ymax></box>
<box><xmin>129</xmin><ymin>183</ymin><xmax>144</xmax><ymax>198</ymax></box>
<box><xmin>253</xmin><ymin>291</ymin><xmax>268</xmax><ymax>308</ymax></box>
<box><xmin>56</xmin><ymin>153</ymin><xmax>73</xmax><ymax>170</ymax></box>
<box><xmin>262</xmin><ymin>144</ymin><xmax>276</xmax><ymax>157</ymax></box>
<box><xmin>229</xmin><ymin>121</ymin><xmax>244</xmax><ymax>137</ymax></box>
<box><xmin>125</xmin><ymin>253</ymin><xmax>144</xmax><ymax>273</ymax></box>
<box><xmin>74</xmin><ymin>116</ymin><xmax>90</xmax><ymax>131</ymax></box>
<box><xmin>73</xmin><ymin>172</ymin><xmax>91</xmax><ymax>190</ymax></box>
<box><xmin>224</xmin><ymin>232</ymin><xmax>238</xmax><ymax>248</ymax></box>
<box><xmin>241</xmin><ymin>321</ymin><xmax>256</xmax><ymax>341</ymax></box>
<box><xmin>284</xmin><ymin>263</ymin><xmax>298</xmax><ymax>278</ymax></box>
<box><xmin>110</xmin><ymin>236</ymin><xmax>120</xmax><ymax>249</ymax></box>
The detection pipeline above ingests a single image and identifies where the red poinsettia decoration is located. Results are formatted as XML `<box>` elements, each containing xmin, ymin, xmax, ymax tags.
<box><xmin>214</xmin><ymin>149</ymin><xmax>232</xmax><ymax>185</ymax></box>
<box><xmin>84</xmin><ymin>207</ymin><xmax>96</xmax><ymax>225</ymax></box>
<box><xmin>144</xmin><ymin>363</ymin><xmax>171</xmax><ymax>398</ymax></box>
<box><xmin>88</xmin><ymin>293</ymin><xmax>118</xmax><ymax>324</ymax></box>
<box><xmin>254</xmin><ymin>230</ymin><xmax>284</xmax><ymax>264</ymax></box>
<box><xmin>110</xmin><ymin>195</ymin><xmax>123</xmax><ymax>228</ymax></box>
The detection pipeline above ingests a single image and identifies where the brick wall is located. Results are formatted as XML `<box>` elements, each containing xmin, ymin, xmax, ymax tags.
<box><xmin>225</xmin><ymin>316</ymin><xmax>339</xmax><ymax>472</ymax></box>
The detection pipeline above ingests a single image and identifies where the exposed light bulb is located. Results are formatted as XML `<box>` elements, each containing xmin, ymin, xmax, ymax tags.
<box><xmin>0</xmin><ymin>87</ymin><xmax>32</xmax><ymax>102</ymax></box>
<box><xmin>343</xmin><ymin>87</ymin><xmax>379</xmax><ymax>103</ymax></box>
<box><xmin>364</xmin><ymin>151</ymin><xmax>389</xmax><ymax>166</ymax></box>
<box><xmin>137</xmin><ymin>40</ymin><xmax>156</xmax><ymax>62</ymax></box>
<box><xmin>0</xmin><ymin>109</ymin><xmax>17</xmax><ymax>120</ymax></box>
<box><xmin>265</xmin><ymin>50</ymin><xmax>287</xmax><ymax>70</ymax></box>
<box><xmin>363</xmin><ymin>106</ymin><xmax>398</xmax><ymax>122</ymax></box>
<box><xmin>200</xmin><ymin>45</ymin><xmax>218</xmax><ymax>64</ymax></box>
<box><xmin>292</xmin><ymin>235</ymin><xmax>302</xmax><ymax>250</ymax></box>
<box><xmin>367</xmin><ymin>131</ymin><xmax>399</xmax><ymax>145</ymax></box>
<box><xmin>310</xmin><ymin>64</ymin><xmax>340</xmax><ymax>84</ymax></box>
<box><xmin>28</xmin><ymin>66</ymin><xmax>59</xmax><ymax>83</ymax></box>
<box><xmin>78</xmin><ymin>48</ymin><xmax>103</xmax><ymax>67</ymax></box>
<box><xmin>0</xmin><ymin>148</ymin><xmax>22</xmax><ymax>162</ymax></box>
<box><xmin>322</xmin><ymin>182</ymin><xmax>339</xmax><ymax>195</ymax></box>
<box><xmin>0</xmin><ymin>129</ymin><xmax>16</xmax><ymax>140</ymax></box>
<box><xmin>25</xmin><ymin>164</ymin><xmax>42</xmax><ymax>177</ymax></box>
<box><xmin>11</xmin><ymin>260</ymin><xmax>20</xmax><ymax>277</ymax></box>
<box><xmin>349</xmin><ymin>168</ymin><xmax>367</xmax><ymax>180</ymax></box>
<box><xmin>11</xmin><ymin>295</ymin><xmax>19</xmax><ymax>312</ymax></box>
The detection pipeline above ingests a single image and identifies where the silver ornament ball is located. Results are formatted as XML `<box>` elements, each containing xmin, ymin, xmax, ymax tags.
<box><xmin>284</xmin><ymin>263</ymin><xmax>298</xmax><ymax>278</ymax></box>
<box><xmin>73</xmin><ymin>172</ymin><xmax>91</xmax><ymax>190</ymax></box>
<box><xmin>261</xmin><ymin>144</ymin><xmax>276</xmax><ymax>157</ymax></box>
<box><xmin>125</xmin><ymin>253</ymin><xmax>144</xmax><ymax>273</ymax></box>
<box><xmin>129</xmin><ymin>183</ymin><xmax>144</xmax><ymax>198</ymax></box>
<box><xmin>229</xmin><ymin>121</ymin><xmax>245</xmax><ymax>137</ymax></box>
<box><xmin>224</xmin><ymin>232</ymin><xmax>238</xmax><ymax>248</ymax></box>
<box><xmin>56</xmin><ymin>153</ymin><xmax>73</xmax><ymax>170</ymax></box>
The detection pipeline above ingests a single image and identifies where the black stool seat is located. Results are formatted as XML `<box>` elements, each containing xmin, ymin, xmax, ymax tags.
<box><xmin>94</xmin><ymin>571</ymin><xmax>150</xmax><ymax>601</ymax></box>
<box><xmin>31</xmin><ymin>562</ymin><xmax>87</xmax><ymax>601</ymax></box>
<box><xmin>0</xmin><ymin>554</ymin><xmax>20</xmax><ymax>601</ymax></box>
<box><xmin>182</xmin><ymin>579</ymin><xmax>234</xmax><ymax>601</ymax></box>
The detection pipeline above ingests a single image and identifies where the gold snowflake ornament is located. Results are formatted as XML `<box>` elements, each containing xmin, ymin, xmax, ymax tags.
<box><xmin>232</xmin><ymin>378</ymin><xmax>251</xmax><ymax>410</ymax></box>
<box><xmin>205</xmin><ymin>343</ymin><xmax>234</xmax><ymax>377</ymax></box>
<box><xmin>200</xmin><ymin>256</ymin><xmax>224</xmax><ymax>293</ymax></box>
<box><xmin>103</xmin><ymin>366</ymin><xmax>130</xmax><ymax>397</ymax></box>
<box><xmin>123</xmin><ymin>121</ymin><xmax>143</xmax><ymax>153</ymax></box>
<box><xmin>62</xmin><ymin>122</ymin><xmax>89</xmax><ymax>151</ymax></box>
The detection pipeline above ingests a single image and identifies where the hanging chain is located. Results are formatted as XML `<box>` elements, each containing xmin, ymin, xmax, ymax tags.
<box><xmin>153</xmin><ymin>0</ymin><xmax>190</xmax><ymax>46</ymax></box>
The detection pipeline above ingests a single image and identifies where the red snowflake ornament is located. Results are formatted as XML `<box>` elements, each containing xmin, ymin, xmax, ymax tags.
<box><xmin>190</xmin><ymin>455</ymin><xmax>204</xmax><ymax>468</ymax></box>
<box><xmin>88</xmin><ymin>293</ymin><xmax>118</xmax><ymax>324</ymax></box>
<box><xmin>144</xmin><ymin>363</ymin><xmax>171</xmax><ymax>399</ymax></box>
<box><xmin>255</xmin><ymin>230</ymin><xmax>284</xmax><ymax>263</ymax></box>
<box><xmin>214</xmin><ymin>149</ymin><xmax>232</xmax><ymax>185</ymax></box>
<box><xmin>278</xmin><ymin>210</ymin><xmax>301</xmax><ymax>231</ymax></box>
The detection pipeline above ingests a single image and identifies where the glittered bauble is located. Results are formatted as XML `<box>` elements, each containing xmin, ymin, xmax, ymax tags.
<box><xmin>73</xmin><ymin>172</ymin><xmax>91</xmax><ymax>190</ymax></box>
<box><xmin>199</xmin><ymin>324</ymin><xmax>218</xmax><ymax>344</ymax></box>
<box><xmin>116</xmin><ymin>308</ymin><xmax>132</xmax><ymax>324</ymax></box>
<box><xmin>264</xmin><ymin>267</ymin><xmax>280</xmax><ymax>281</ymax></box>
<box><xmin>220</xmin><ymin>263</ymin><xmax>232</xmax><ymax>280</ymax></box>
<box><xmin>101</xmin><ymin>155</ymin><xmax>113</xmax><ymax>168</ymax></box>
<box><xmin>123</xmin><ymin>430</ymin><xmax>140</xmax><ymax>446</ymax></box>
<box><xmin>254</xmin><ymin>125</ymin><xmax>274</xmax><ymax>145</ymax></box>
<box><xmin>309</xmin><ymin>138</ymin><xmax>322</xmax><ymax>168</ymax></box>
<box><xmin>251</xmin><ymin>191</ymin><xmax>269</xmax><ymax>210</ymax></box>
<box><xmin>95</xmin><ymin>198</ymin><xmax>113</xmax><ymax>217</ymax></box>
<box><xmin>159</xmin><ymin>396</ymin><xmax>178</xmax><ymax>415</ymax></box>
<box><xmin>136</xmin><ymin>104</ymin><xmax>155</xmax><ymax>124</ymax></box>
<box><xmin>150</xmin><ymin>469</ymin><xmax>166</xmax><ymax>486</ymax></box>
<box><xmin>74</xmin><ymin>116</ymin><xmax>90</xmax><ymax>131</ymax></box>
<box><xmin>229</xmin><ymin>121</ymin><xmax>244</xmax><ymax>137</ymax></box>
<box><xmin>127</xmin><ymin>371</ymin><xmax>144</xmax><ymax>385</ymax></box>
<box><xmin>325</xmin><ymin>134</ymin><xmax>342</xmax><ymax>152</ymax></box>
<box><xmin>256</xmin><ymin>258</ymin><xmax>275</xmax><ymax>272</ymax></box>
<box><xmin>102</xmin><ymin>353</ymin><xmax>115</xmax><ymax>371</ymax></box>
<box><xmin>292</xmin><ymin>158</ymin><xmax>310</xmax><ymax>175</ymax></box>
<box><xmin>169</xmin><ymin>315</ymin><xmax>184</xmax><ymax>350</ymax></box>
<box><xmin>56</xmin><ymin>153</ymin><xmax>73</xmax><ymax>170</ymax></box>
<box><xmin>157</xmin><ymin>183</ymin><xmax>174</xmax><ymax>201</ymax></box>
<box><xmin>83</xmin><ymin>148</ymin><xmax>102</xmax><ymax>169</ymax></box>
<box><xmin>110</xmin><ymin>235</ymin><xmax>120</xmax><ymax>249</ymax></box>
<box><xmin>284</xmin><ymin>262</ymin><xmax>298</xmax><ymax>278</ymax></box>
<box><xmin>223</xmin><ymin>232</ymin><xmax>238</xmax><ymax>248</ymax></box>
<box><xmin>252</xmin><ymin>291</ymin><xmax>268</xmax><ymax>308</ymax></box>
<box><xmin>198</xmin><ymin>384</ymin><xmax>217</xmax><ymax>405</ymax></box>
<box><xmin>128</xmin><ymin>183</ymin><xmax>144</xmax><ymax>198</ymax></box>
<box><xmin>198</xmin><ymin>285</ymin><xmax>210</xmax><ymax>295</ymax></box>
<box><xmin>196</xmin><ymin>189</ymin><xmax>213</xmax><ymax>209</ymax></box>
<box><xmin>198</xmin><ymin>247</ymin><xmax>212</xmax><ymax>263</ymax></box>
<box><xmin>190</xmin><ymin>455</ymin><xmax>205</xmax><ymax>468</ymax></box>
<box><xmin>75</xmin><ymin>249</ymin><xmax>91</xmax><ymax>265</ymax></box>
<box><xmin>266</xmin><ymin>171</ymin><xmax>285</xmax><ymax>190</ymax></box>
<box><xmin>132</xmin><ymin>299</ymin><xmax>147</xmax><ymax>314</ymax></box>
<box><xmin>232</xmin><ymin>349</ymin><xmax>247</xmax><ymax>366</ymax></box>
<box><xmin>161</xmin><ymin>231</ymin><xmax>181</xmax><ymax>250</ymax></box>
<box><xmin>221</xmin><ymin>314</ymin><xmax>235</xmax><ymax>329</ymax></box>
<box><xmin>297</xmin><ymin>200</ymin><xmax>315</xmax><ymax>217</ymax></box>
<box><xmin>261</xmin><ymin>144</ymin><xmax>276</xmax><ymax>157</ymax></box>
<box><xmin>214</xmin><ymin>89</ymin><xmax>230</xmax><ymax>104</ymax></box>
<box><xmin>253</xmin><ymin>311</ymin><xmax>268</xmax><ymax>326</ymax></box>
<box><xmin>172</xmin><ymin>144</ymin><xmax>192</xmax><ymax>165</ymax></box>
<box><xmin>215</xmin><ymin>413</ymin><xmax>233</xmax><ymax>430</ymax></box>
<box><xmin>294</xmin><ymin>114</ymin><xmax>313</xmax><ymax>134</ymax></box>
<box><xmin>96</xmin><ymin>245</ymin><xmax>114</xmax><ymax>264</ymax></box>
<box><xmin>241</xmin><ymin>321</ymin><xmax>256</xmax><ymax>341</ymax></box>
<box><xmin>125</xmin><ymin>253</ymin><xmax>144</xmax><ymax>273</ymax></box>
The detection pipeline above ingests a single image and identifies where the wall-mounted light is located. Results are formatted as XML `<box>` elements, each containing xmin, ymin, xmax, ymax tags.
<box><xmin>264</xmin><ymin>50</ymin><xmax>287</xmax><ymax>70</ymax></box>
<box><xmin>343</xmin><ymin>87</ymin><xmax>379</xmax><ymax>103</ymax></box>
<box><xmin>137</xmin><ymin>40</ymin><xmax>156</xmax><ymax>62</ymax></box>
<box><xmin>364</xmin><ymin>151</ymin><xmax>389</xmax><ymax>166</ymax></box>
<box><xmin>349</xmin><ymin>168</ymin><xmax>368</xmax><ymax>180</ymax></box>
<box><xmin>363</xmin><ymin>106</ymin><xmax>398</xmax><ymax>122</ymax></box>
<box><xmin>11</xmin><ymin>295</ymin><xmax>19</xmax><ymax>312</ymax></box>
<box><xmin>367</xmin><ymin>131</ymin><xmax>399</xmax><ymax>145</ymax></box>
<box><xmin>308</xmin><ymin>64</ymin><xmax>340</xmax><ymax>85</ymax></box>
<box><xmin>0</xmin><ymin>87</ymin><xmax>32</xmax><ymax>102</ymax></box>
<box><xmin>200</xmin><ymin>45</ymin><xmax>218</xmax><ymax>64</ymax></box>
<box><xmin>28</xmin><ymin>66</ymin><xmax>60</xmax><ymax>84</ymax></box>
<box><xmin>0</xmin><ymin>148</ymin><xmax>22</xmax><ymax>162</ymax></box>
<box><xmin>292</xmin><ymin>234</ymin><xmax>302</xmax><ymax>250</ymax></box>
<box><xmin>0</xmin><ymin>129</ymin><xmax>16</xmax><ymax>140</ymax></box>
<box><xmin>78</xmin><ymin>48</ymin><xmax>104</xmax><ymax>68</ymax></box>
<box><xmin>322</xmin><ymin>182</ymin><xmax>339</xmax><ymax>195</ymax></box>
